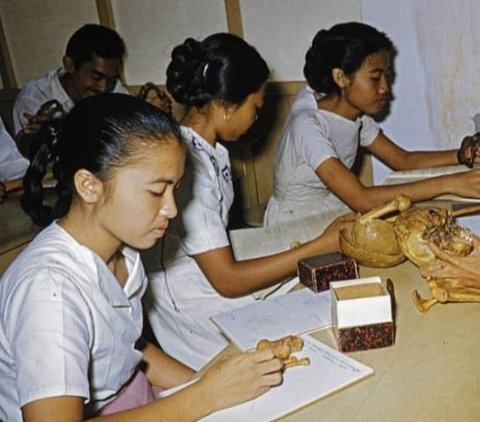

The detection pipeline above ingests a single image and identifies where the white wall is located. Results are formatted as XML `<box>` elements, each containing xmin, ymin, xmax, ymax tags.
<box><xmin>0</xmin><ymin>0</ymin><xmax>361</xmax><ymax>87</ymax></box>
<box><xmin>241</xmin><ymin>0</ymin><xmax>361</xmax><ymax>81</ymax></box>
<box><xmin>1</xmin><ymin>0</ymin><xmax>98</xmax><ymax>85</ymax></box>
<box><xmin>113</xmin><ymin>0</ymin><xmax>228</xmax><ymax>86</ymax></box>
<box><xmin>362</xmin><ymin>0</ymin><xmax>480</xmax><ymax>232</ymax></box>
<box><xmin>362</xmin><ymin>0</ymin><xmax>480</xmax><ymax>182</ymax></box>
<box><xmin>3</xmin><ymin>0</ymin><xmax>480</xmax><ymax>162</ymax></box>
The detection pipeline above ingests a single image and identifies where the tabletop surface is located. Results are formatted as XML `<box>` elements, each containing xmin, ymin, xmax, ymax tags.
<box><xmin>209</xmin><ymin>261</ymin><xmax>480</xmax><ymax>422</ymax></box>
<box><xmin>2</xmin><ymin>193</ymin><xmax>480</xmax><ymax>420</ymax></box>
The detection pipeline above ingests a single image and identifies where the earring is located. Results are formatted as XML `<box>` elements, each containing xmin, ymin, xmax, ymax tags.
<box><xmin>223</xmin><ymin>110</ymin><xmax>231</xmax><ymax>122</ymax></box>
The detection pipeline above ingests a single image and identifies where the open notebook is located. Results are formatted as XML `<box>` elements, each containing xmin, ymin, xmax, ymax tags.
<box><xmin>211</xmin><ymin>287</ymin><xmax>332</xmax><ymax>351</ymax></box>
<box><xmin>383</xmin><ymin>164</ymin><xmax>480</xmax><ymax>202</ymax></box>
<box><xmin>229</xmin><ymin>209</ymin><xmax>348</xmax><ymax>299</ymax></box>
<box><xmin>159</xmin><ymin>335</ymin><xmax>373</xmax><ymax>421</ymax></box>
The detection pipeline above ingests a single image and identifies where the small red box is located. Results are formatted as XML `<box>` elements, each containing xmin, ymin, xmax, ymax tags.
<box><xmin>298</xmin><ymin>252</ymin><xmax>359</xmax><ymax>293</ymax></box>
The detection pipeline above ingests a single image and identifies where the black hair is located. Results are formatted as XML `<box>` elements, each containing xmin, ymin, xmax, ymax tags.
<box><xmin>65</xmin><ymin>24</ymin><xmax>126</xmax><ymax>68</ymax></box>
<box><xmin>21</xmin><ymin>93</ymin><xmax>182</xmax><ymax>226</ymax></box>
<box><xmin>166</xmin><ymin>32</ymin><xmax>269</xmax><ymax>108</ymax></box>
<box><xmin>304</xmin><ymin>22</ymin><xmax>394</xmax><ymax>95</ymax></box>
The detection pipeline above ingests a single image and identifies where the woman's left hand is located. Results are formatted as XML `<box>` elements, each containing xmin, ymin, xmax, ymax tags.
<box><xmin>458</xmin><ymin>132</ymin><xmax>480</xmax><ymax>167</ymax></box>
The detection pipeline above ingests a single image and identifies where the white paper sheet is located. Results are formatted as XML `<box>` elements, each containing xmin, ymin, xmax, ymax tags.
<box><xmin>160</xmin><ymin>336</ymin><xmax>374</xmax><ymax>422</ymax></box>
<box><xmin>211</xmin><ymin>288</ymin><xmax>333</xmax><ymax>351</ymax></box>
<box><xmin>384</xmin><ymin>164</ymin><xmax>480</xmax><ymax>202</ymax></box>
<box><xmin>229</xmin><ymin>209</ymin><xmax>347</xmax><ymax>262</ymax></box>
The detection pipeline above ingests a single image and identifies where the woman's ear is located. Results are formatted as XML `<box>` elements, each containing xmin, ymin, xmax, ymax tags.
<box><xmin>332</xmin><ymin>68</ymin><xmax>350</xmax><ymax>89</ymax></box>
<box><xmin>73</xmin><ymin>169</ymin><xmax>104</xmax><ymax>204</ymax></box>
<box><xmin>62</xmin><ymin>55</ymin><xmax>75</xmax><ymax>74</ymax></box>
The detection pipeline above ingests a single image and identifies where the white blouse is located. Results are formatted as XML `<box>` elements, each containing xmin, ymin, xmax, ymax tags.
<box><xmin>264</xmin><ymin>86</ymin><xmax>380</xmax><ymax>226</ymax></box>
<box><xmin>13</xmin><ymin>68</ymin><xmax>129</xmax><ymax>135</ymax></box>
<box><xmin>144</xmin><ymin>126</ymin><xmax>255</xmax><ymax>370</ymax></box>
<box><xmin>0</xmin><ymin>223</ymin><xmax>146</xmax><ymax>421</ymax></box>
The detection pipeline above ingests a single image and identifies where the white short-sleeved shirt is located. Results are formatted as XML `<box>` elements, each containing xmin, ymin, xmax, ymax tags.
<box><xmin>0</xmin><ymin>117</ymin><xmax>29</xmax><ymax>182</ymax></box>
<box><xmin>263</xmin><ymin>86</ymin><xmax>380</xmax><ymax>226</ymax></box>
<box><xmin>143</xmin><ymin>126</ymin><xmax>254</xmax><ymax>370</ymax></box>
<box><xmin>13</xmin><ymin>68</ymin><xmax>130</xmax><ymax>135</ymax></box>
<box><xmin>0</xmin><ymin>223</ymin><xmax>146</xmax><ymax>421</ymax></box>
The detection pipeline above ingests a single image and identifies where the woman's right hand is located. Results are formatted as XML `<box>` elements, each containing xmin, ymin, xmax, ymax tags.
<box><xmin>198</xmin><ymin>348</ymin><xmax>283</xmax><ymax>412</ymax></box>
<box><xmin>448</xmin><ymin>169</ymin><xmax>480</xmax><ymax>199</ymax></box>
<box><xmin>312</xmin><ymin>212</ymin><xmax>358</xmax><ymax>252</ymax></box>
<box><xmin>421</xmin><ymin>236</ymin><xmax>480</xmax><ymax>288</ymax></box>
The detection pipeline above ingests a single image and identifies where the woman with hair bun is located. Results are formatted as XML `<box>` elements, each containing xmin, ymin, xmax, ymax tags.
<box><xmin>144</xmin><ymin>33</ymin><xmax>353</xmax><ymax>370</ymax></box>
<box><xmin>264</xmin><ymin>21</ymin><xmax>480</xmax><ymax>226</ymax></box>
<box><xmin>0</xmin><ymin>94</ymin><xmax>285</xmax><ymax>421</ymax></box>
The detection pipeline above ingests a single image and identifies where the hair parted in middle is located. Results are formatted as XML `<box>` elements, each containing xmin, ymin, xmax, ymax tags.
<box><xmin>166</xmin><ymin>32</ymin><xmax>269</xmax><ymax>108</ymax></box>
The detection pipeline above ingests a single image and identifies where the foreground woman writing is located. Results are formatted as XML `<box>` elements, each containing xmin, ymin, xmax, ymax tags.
<box><xmin>0</xmin><ymin>94</ymin><xmax>283</xmax><ymax>421</ymax></box>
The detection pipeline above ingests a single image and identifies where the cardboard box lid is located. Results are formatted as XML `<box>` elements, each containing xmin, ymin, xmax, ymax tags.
<box><xmin>331</xmin><ymin>277</ymin><xmax>393</xmax><ymax>328</ymax></box>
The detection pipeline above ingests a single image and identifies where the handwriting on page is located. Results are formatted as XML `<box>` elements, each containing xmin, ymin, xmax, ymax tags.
<box><xmin>201</xmin><ymin>335</ymin><xmax>374</xmax><ymax>421</ymax></box>
<box><xmin>211</xmin><ymin>288</ymin><xmax>333</xmax><ymax>351</ymax></box>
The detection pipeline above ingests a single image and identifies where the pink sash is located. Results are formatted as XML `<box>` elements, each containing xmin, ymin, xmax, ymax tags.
<box><xmin>98</xmin><ymin>370</ymin><xmax>164</xmax><ymax>415</ymax></box>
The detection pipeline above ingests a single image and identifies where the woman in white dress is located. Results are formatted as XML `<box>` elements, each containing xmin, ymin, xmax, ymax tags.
<box><xmin>264</xmin><ymin>22</ymin><xmax>480</xmax><ymax>226</ymax></box>
<box><xmin>0</xmin><ymin>93</ymin><xmax>283</xmax><ymax>421</ymax></box>
<box><xmin>144</xmin><ymin>33</ymin><xmax>354</xmax><ymax>370</ymax></box>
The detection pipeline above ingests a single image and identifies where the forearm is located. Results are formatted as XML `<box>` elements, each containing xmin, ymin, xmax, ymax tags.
<box><xmin>141</xmin><ymin>341</ymin><xmax>195</xmax><ymax>388</ymax></box>
<box><xmin>347</xmin><ymin>175</ymin><xmax>462</xmax><ymax>212</ymax></box>
<box><xmin>195</xmin><ymin>237</ymin><xmax>337</xmax><ymax>298</ymax></box>
<box><xmin>86</xmin><ymin>379</ymin><xmax>214</xmax><ymax>422</ymax></box>
<box><xmin>367</xmin><ymin>133</ymin><xmax>459</xmax><ymax>170</ymax></box>
<box><xmin>391</xmin><ymin>149</ymin><xmax>458</xmax><ymax>170</ymax></box>
<box><xmin>89</xmin><ymin>348</ymin><xmax>283</xmax><ymax>421</ymax></box>
<box><xmin>25</xmin><ymin>383</ymin><xmax>214</xmax><ymax>422</ymax></box>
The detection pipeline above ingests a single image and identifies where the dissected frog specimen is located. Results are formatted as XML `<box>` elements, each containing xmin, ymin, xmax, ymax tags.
<box><xmin>394</xmin><ymin>205</ymin><xmax>474</xmax><ymax>269</ymax></box>
<box><xmin>339</xmin><ymin>194</ymin><xmax>480</xmax><ymax>312</ymax></box>
<box><xmin>256</xmin><ymin>335</ymin><xmax>310</xmax><ymax>369</ymax></box>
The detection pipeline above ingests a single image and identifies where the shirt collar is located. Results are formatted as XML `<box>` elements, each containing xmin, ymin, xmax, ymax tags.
<box><xmin>53</xmin><ymin>68</ymin><xmax>75</xmax><ymax>111</ymax></box>
<box><xmin>52</xmin><ymin>223</ymin><xmax>145</xmax><ymax>308</ymax></box>
<box><xmin>94</xmin><ymin>247</ymin><xmax>146</xmax><ymax>307</ymax></box>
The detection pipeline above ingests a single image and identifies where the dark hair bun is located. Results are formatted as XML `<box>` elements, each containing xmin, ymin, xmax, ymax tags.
<box><xmin>304</xmin><ymin>29</ymin><xmax>332</xmax><ymax>93</ymax></box>
<box><xmin>166</xmin><ymin>38</ymin><xmax>211</xmax><ymax>107</ymax></box>
<box><xmin>166</xmin><ymin>33</ymin><xmax>269</xmax><ymax>108</ymax></box>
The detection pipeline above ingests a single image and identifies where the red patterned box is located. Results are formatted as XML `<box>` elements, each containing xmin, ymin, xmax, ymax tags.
<box><xmin>298</xmin><ymin>252</ymin><xmax>358</xmax><ymax>293</ymax></box>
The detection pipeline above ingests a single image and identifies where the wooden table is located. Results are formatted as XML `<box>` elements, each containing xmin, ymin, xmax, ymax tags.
<box><xmin>210</xmin><ymin>261</ymin><xmax>480</xmax><ymax>422</ymax></box>
<box><xmin>3</xmin><ymin>193</ymin><xmax>480</xmax><ymax>419</ymax></box>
